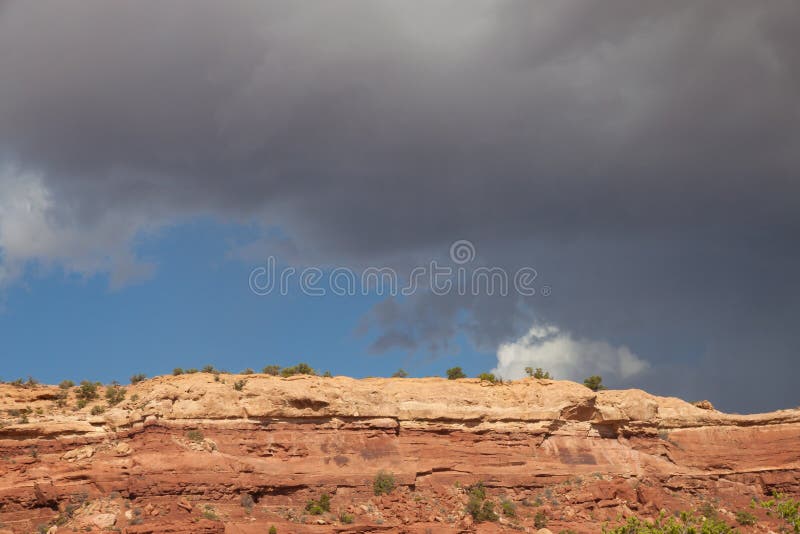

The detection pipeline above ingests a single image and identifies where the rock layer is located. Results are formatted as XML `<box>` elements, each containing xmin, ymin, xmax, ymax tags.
<box><xmin>0</xmin><ymin>375</ymin><xmax>798</xmax><ymax>532</ymax></box>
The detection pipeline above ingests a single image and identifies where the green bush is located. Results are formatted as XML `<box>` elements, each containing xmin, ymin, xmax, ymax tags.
<box><xmin>233</xmin><ymin>379</ymin><xmax>246</xmax><ymax>391</ymax></box>
<box><xmin>534</xmin><ymin>510</ymin><xmax>548</xmax><ymax>528</ymax></box>
<box><xmin>525</xmin><ymin>367</ymin><xmax>552</xmax><ymax>379</ymax></box>
<box><xmin>280</xmin><ymin>363</ymin><xmax>315</xmax><ymax>377</ymax></box>
<box><xmin>262</xmin><ymin>365</ymin><xmax>281</xmax><ymax>375</ymax></box>
<box><xmin>446</xmin><ymin>367</ymin><xmax>466</xmax><ymax>380</ymax></box>
<box><xmin>202</xmin><ymin>505</ymin><xmax>219</xmax><ymax>521</ymax></box>
<box><xmin>373</xmin><ymin>471</ymin><xmax>395</xmax><ymax>496</ymax></box>
<box><xmin>758</xmin><ymin>492</ymin><xmax>800</xmax><ymax>532</ymax></box>
<box><xmin>269</xmin><ymin>526</ymin><xmax>277</xmax><ymax>534</ymax></box>
<box><xmin>583</xmin><ymin>375</ymin><xmax>606</xmax><ymax>391</ymax></box>
<box><xmin>130</xmin><ymin>374</ymin><xmax>146</xmax><ymax>385</ymax></box>
<box><xmin>465</xmin><ymin>483</ymin><xmax>499</xmax><ymax>522</ymax></box>
<box><xmin>500</xmin><ymin>498</ymin><xmax>516</xmax><ymax>517</ymax></box>
<box><xmin>391</xmin><ymin>369</ymin><xmax>408</xmax><ymax>378</ymax></box>
<box><xmin>305</xmin><ymin>493</ymin><xmax>331</xmax><ymax>515</ymax></box>
<box><xmin>173</xmin><ymin>368</ymin><xmax>184</xmax><ymax>375</ymax></box>
<box><xmin>477</xmin><ymin>372</ymin><xmax>497</xmax><ymax>383</ymax></box>
<box><xmin>187</xmin><ymin>430</ymin><xmax>204</xmax><ymax>443</ymax></box>
<box><xmin>241</xmin><ymin>368</ymin><xmax>254</xmax><ymax>375</ymax></box>
<box><xmin>602</xmin><ymin>511</ymin><xmax>735</xmax><ymax>533</ymax></box>
<box><xmin>186</xmin><ymin>368</ymin><xmax>198</xmax><ymax>374</ymax></box>
<box><xmin>202</xmin><ymin>365</ymin><xmax>216</xmax><ymax>373</ymax></box>
<box><xmin>105</xmin><ymin>386</ymin><xmax>126</xmax><ymax>406</ymax></box>
<box><xmin>340</xmin><ymin>511</ymin><xmax>354</xmax><ymax>524</ymax></box>
<box><xmin>735</xmin><ymin>510</ymin><xmax>757</xmax><ymax>526</ymax></box>
<box><xmin>90</xmin><ymin>405</ymin><xmax>105</xmax><ymax>415</ymax></box>
<box><xmin>59</xmin><ymin>380</ymin><xmax>75</xmax><ymax>389</ymax></box>
<box><xmin>76</xmin><ymin>381</ymin><xmax>99</xmax><ymax>402</ymax></box>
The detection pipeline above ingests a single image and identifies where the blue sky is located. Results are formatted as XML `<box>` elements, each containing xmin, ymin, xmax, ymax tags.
<box><xmin>0</xmin><ymin>219</ymin><xmax>493</xmax><ymax>384</ymax></box>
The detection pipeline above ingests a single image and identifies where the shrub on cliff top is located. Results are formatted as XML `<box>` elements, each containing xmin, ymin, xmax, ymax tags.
<box><xmin>130</xmin><ymin>374</ymin><xmax>146</xmax><ymax>385</ymax></box>
<box><xmin>477</xmin><ymin>372</ymin><xmax>497</xmax><ymax>383</ymax></box>
<box><xmin>373</xmin><ymin>471</ymin><xmax>395</xmax><ymax>496</ymax></box>
<box><xmin>391</xmin><ymin>368</ymin><xmax>408</xmax><ymax>378</ymax></box>
<box><xmin>583</xmin><ymin>375</ymin><xmax>606</xmax><ymax>391</ymax></box>
<box><xmin>525</xmin><ymin>367</ymin><xmax>552</xmax><ymax>379</ymax></box>
<box><xmin>262</xmin><ymin>365</ymin><xmax>281</xmax><ymax>375</ymax></box>
<box><xmin>76</xmin><ymin>381</ymin><xmax>99</xmax><ymax>401</ymax></box>
<box><xmin>59</xmin><ymin>380</ymin><xmax>75</xmax><ymax>389</ymax></box>
<box><xmin>280</xmin><ymin>363</ymin><xmax>315</xmax><ymax>377</ymax></box>
<box><xmin>105</xmin><ymin>385</ymin><xmax>126</xmax><ymax>406</ymax></box>
<box><xmin>446</xmin><ymin>367</ymin><xmax>466</xmax><ymax>380</ymax></box>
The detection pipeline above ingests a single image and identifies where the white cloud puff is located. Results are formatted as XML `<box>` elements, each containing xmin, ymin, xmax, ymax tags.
<box><xmin>493</xmin><ymin>324</ymin><xmax>648</xmax><ymax>383</ymax></box>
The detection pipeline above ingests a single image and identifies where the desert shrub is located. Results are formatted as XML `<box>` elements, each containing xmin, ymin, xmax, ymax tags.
<box><xmin>187</xmin><ymin>429</ymin><xmax>204</xmax><ymax>443</ymax></box>
<box><xmin>233</xmin><ymin>379</ymin><xmax>246</xmax><ymax>391</ymax></box>
<box><xmin>602</xmin><ymin>511</ymin><xmax>735</xmax><ymax>533</ymax></box>
<box><xmin>105</xmin><ymin>386</ymin><xmax>126</xmax><ymax>405</ymax></box>
<box><xmin>76</xmin><ymin>381</ymin><xmax>99</xmax><ymax>402</ymax></box>
<box><xmin>130</xmin><ymin>374</ymin><xmax>146</xmax><ymax>385</ymax></box>
<box><xmin>280</xmin><ymin>363</ymin><xmax>315</xmax><ymax>377</ymax></box>
<box><xmin>323</xmin><ymin>370</ymin><xmax>332</xmax><ymax>377</ymax></box>
<box><xmin>130</xmin><ymin>394</ymin><xmax>139</xmax><ymax>402</ymax></box>
<box><xmin>373</xmin><ymin>471</ymin><xmax>395</xmax><ymax>496</ymax></box>
<box><xmin>465</xmin><ymin>482</ymin><xmax>498</xmax><ymax>522</ymax></box>
<box><xmin>202</xmin><ymin>505</ymin><xmax>219</xmax><ymax>520</ymax></box>
<box><xmin>583</xmin><ymin>375</ymin><xmax>606</xmax><ymax>391</ymax></box>
<box><xmin>759</xmin><ymin>492</ymin><xmax>800</xmax><ymax>532</ymax></box>
<box><xmin>90</xmin><ymin>405</ymin><xmax>105</xmax><ymax>415</ymax></box>
<box><xmin>240</xmin><ymin>493</ymin><xmax>255</xmax><ymax>512</ymax></box>
<box><xmin>525</xmin><ymin>367</ymin><xmax>552</xmax><ymax>379</ymax></box>
<box><xmin>241</xmin><ymin>368</ymin><xmax>254</xmax><ymax>375</ymax></box>
<box><xmin>534</xmin><ymin>510</ymin><xmax>548</xmax><ymax>528</ymax></box>
<box><xmin>59</xmin><ymin>380</ymin><xmax>75</xmax><ymax>389</ymax></box>
<box><xmin>173</xmin><ymin>368</ymin><xmax>184</xmax><ymax>375</ymax></box>
<box><xmin>477</xmin><ymin>372</ymin><xmax>497</xmax><ymax>383</ymax></box>
<box><xmin>392</xmin><ymin>369</ymin><xmax>408</xmax><ymax>378</ymax></box>
<box><xmin>262</xmin><ymin>365</ymin><xmax>281</xmax><ymax>375</ymax></box>
<box><xmin>305</xmin><ymin>493</ymin><xmax>331</xmax><ymax>515</ymax></box>
<box><xmin>269</xmin><ymin>526</ymin><xmax>277</xmax><ymax>534</ymax></box>
<box><xmin>735</xmin><ymin>510</ymin><xmax>757</xmax><ymax>526</ymax></box>
<box><xmin>340</xmin><ymin>511</ymin><xmax>354</xmax><ymax>524</ymax></box>
<box><xmin>186</xmin><ymin>368</ymin><xmax>198</xmax><ymax>374</ymax></box>
<box><xmin>446</xmin><ymin>367</ymin><xmax>466</xmax><ymax>380</ymax></box>
<box><xmin>500</xmin><ymin>498</ymin><xmax>516</xmax><ymax>517</ymax></box>
<box><xmin>202</xmin><ymin>365</ymin><xmax>216</xmax><ymax>373</ymax></box>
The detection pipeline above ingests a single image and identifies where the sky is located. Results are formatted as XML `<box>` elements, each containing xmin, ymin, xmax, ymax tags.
<box><xmin>0</xmin><ymin>1</ymin><xmax>798</xmax><ymax>412</ymax></box>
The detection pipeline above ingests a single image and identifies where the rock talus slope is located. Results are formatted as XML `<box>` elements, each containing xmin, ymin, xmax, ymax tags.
<box><xmin>0</xmin><ymin>375</ymin><xmax>798</xmax><ymax>532</ymax></box>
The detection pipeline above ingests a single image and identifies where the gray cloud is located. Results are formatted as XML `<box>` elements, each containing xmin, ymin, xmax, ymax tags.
<box><xmin>0</xmin><ymin>1</ymin><xmax>798</xmax><ymax>410</ymax></box>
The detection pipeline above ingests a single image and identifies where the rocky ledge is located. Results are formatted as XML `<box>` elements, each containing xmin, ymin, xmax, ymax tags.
<box><xmin>0</xmin><ymin>375</ymin><xmax>798</xmax><ymax>533</ymax></box>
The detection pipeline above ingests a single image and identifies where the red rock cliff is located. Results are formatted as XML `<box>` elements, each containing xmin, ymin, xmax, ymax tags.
<box><xmin>0</xmin><ymin>375</ymin><xmax>798</xmax><ymax>533</ymax></box>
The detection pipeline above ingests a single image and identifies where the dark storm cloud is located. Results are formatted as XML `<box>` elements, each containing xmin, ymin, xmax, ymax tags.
<box><xmin>0</xmin><ymin>1</ymin><xmax>799</xmax><ymax>410</ymax></box>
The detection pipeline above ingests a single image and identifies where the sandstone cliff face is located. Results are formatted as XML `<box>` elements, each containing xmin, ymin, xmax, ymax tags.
<box><xmin>0</xmin><ymin>375</ymin><xmax>798</xmax><ymax>533</ymax></box>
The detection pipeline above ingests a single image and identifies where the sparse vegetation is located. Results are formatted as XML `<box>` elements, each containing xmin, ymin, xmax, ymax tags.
<box><xmin>758</xmin><ymin>492</ymin><xmax>800</xmax><ymax>532</ymax></box>
<box><xmin>269</xmin><ymin>526</ymin><xmax>277</xmax><ymax>534</ymax></box>
<box><xmin>735</xmin><ymin>510</ymin><xmax>757</xmax><ymax>526</ymax></box>
<box><xmin>241</xmin><ymin>368</ymin><xmax>254</xmax><ymax>375</ymax></box>
<box><xmin>525</xmin><ymin>367</ymin><xmax>551</xmax><ymax>379</ymax></box>
<box><xmin>59</xmin><ymin>380</ymin><xmax>75</xmax><ymax>389</ymax></box>
<box><xmin>75</xmin><ymin>381</ymin><xmax>100</xmax><ymax>404</ymax></box>
<box><xmin>105</xmin><ymin>385</ymin><xmax>126</xmax><ymax>405</ymax></box>
<box><xmin>186</xmin><ymin>368</ymin><xmax>198</xmax><ymax>374</ymax></box>
<box><xmin>202</xmin><ymin>505</ymin><xmax>219</xmax><ymax>521</ymax></box>
<box><xmin>340</xmin><ymin>511</ymin><xmax>354</xmax><ymax>524</ymax></box>
<box><xmin>305</xmin><ymin>493</ymin><xmax>331</xmax><ymax>515</ymax></box>
<box><xmin>477</xmin><ymin>372</ymin><xmax>497</xmax><ymax>383</ymax></box>
<box><xmin>500</xmin><ymin>498</ymin><xmax>516</xmax><ymax>517</ymax></box>
<box><xmin>583</xmin><ymin>375</ymin><xmax>606</xmax><ymax>391</ymax></box>
<box><xmin>262</xmin><ymin>365</ymin><xmax>281</xmax><ymax>375</ymax></box>
<box><xmin>465</xmin><ymin>482</ymin><xmax>498</xmax><ymax>522</ymax></box>
<box><xmin>240</xmin><ymin>493</ymin><xmax>255</xmax><ymax>512</ymax></box>
<box><xmin>130</xmin><ymin>373</ymin><xmax>146</xmax><ymax>384</ymax></box>
<box><xmin>602</xmin><ymin>511</ymin><xmax>735</xmax><ymax>533</ymax></box>
<box><xmin>90</xmin><ymin>405</ymin><xmax>105</xmax><ymax>415</ymax></box>
<box><xmin>202</xmin><ymin>365</ymin><xmax>216</xmax><ymax>373</ymax></box>
<box><xmin>534</xmin><ymin>510</ymin><xmax>548</xmax><ymax>528</ymax></box>
<box><xmin>446</xmin><ymin>367</ymin><xmax>466</xmax><ymax>380</ymax></box>
<box><xmin>187</xmin><ymin>429</ymin><xmax>204</xmax><ymax>443</ymax></box>
<box><xmin>173</xmin><ymin>368</ymin><xmax>184</xmax><ymax>375</ymax></box>
<box><xmin>392</xmin><ymin>368</ymin><xmax>408</xmax><ymax>378</ymax></box>
<box><xmin>233</xmin><ymin>379</ymin><xmax>246</xmax><ymax>391</ymax></box>
<box><xmin>373</xmin><ymin>471</ymin><xmax>396</xmax><ymax>496</ymax></box>
<box><xmin>280</xmin><ymin>363</ymin><xmax>315</xmax><ymax>377</ymax></box>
